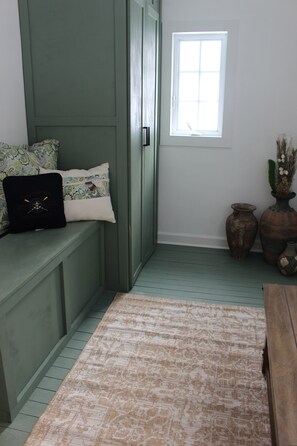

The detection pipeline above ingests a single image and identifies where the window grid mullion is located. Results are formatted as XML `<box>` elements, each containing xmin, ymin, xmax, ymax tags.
<box><xmin>196</xmin><ymin>40</ymin><xmax>202</xmax><ymax>132</ymax></box>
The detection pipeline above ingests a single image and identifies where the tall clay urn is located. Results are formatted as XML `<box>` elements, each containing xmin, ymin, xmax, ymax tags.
<box><xmin>226</xmin><ymin>203</ymin><xmax>258</xmax><ymax>259</ymax></box>
<box><xmin>259</xmin><ymin>192</ymin><xmax>297</xmax><ymax>265</ymax></box>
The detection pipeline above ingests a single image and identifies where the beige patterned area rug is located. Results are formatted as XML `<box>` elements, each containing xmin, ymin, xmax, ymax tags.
<box><xmin>25</xmin><ymin>294</ymin><xmax>271</xmax><ymax>446</ymax></box>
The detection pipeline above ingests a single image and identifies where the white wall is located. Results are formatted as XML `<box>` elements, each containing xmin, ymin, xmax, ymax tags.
<box><xmin>0</xmin><ymin>0</ymin><xmax>27</xmax><ymax>144</ymax></box>
<box><xmin>158</xmin><ymin>0</ymin><xmax>297</xmax><ymax>249</ymax></box>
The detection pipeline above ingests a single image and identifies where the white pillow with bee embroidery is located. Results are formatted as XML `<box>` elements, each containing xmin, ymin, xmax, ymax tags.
<box><xmin>40</xmin><ymin>163</ymin><xmax>116</xmax><ymax>223</ymax></box>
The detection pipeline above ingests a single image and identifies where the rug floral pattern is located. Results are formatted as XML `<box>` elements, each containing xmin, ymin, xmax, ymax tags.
<box><xmin>25</xmin><ymin>294</ymin><xmax>271</xmax><ymax>446</ymax></box>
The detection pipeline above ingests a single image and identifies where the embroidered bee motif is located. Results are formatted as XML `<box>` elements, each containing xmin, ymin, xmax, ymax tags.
<box><xmin>24</xmin><ymin>196</ymin><xmax>49</xmax><ymax>214</ymax></box>
<box><xmin>85</xmin><ymin>181</ymin><xmax>97</xmax><ymax>192</ymax></box>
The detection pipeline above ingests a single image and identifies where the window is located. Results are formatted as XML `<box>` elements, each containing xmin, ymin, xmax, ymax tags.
<box><xmin>160</xmin><ymin>20</ymin><xmax>238</xmax><ymax>148</ymax></box>
<box><xmin>171</xmin><ymin>32</ymin><xmax>228</xmax><ymax>138</ymax></box>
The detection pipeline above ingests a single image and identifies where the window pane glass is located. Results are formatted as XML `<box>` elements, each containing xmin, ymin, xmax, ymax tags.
<box><xmin>198</xmin><ymin>102</ymin><xmax>219</xmax><ymax>131</ymax></box>
<box><xmin>200</xmin><ymin>40</ymin><xmax>221</xmax><ymax>72</ymax></box>
<box><xmin>179</xmin><ymin>73</ymin><xmax>199</xmax><ymax>101</ymax></box>
<box><xmin>179</xmin><ymin>41</ymin><xmax>200</xmax><ymax>72</ymax></box>
<box><xmin>171</xmin><ymin>32</ymin><xmax>227</xmax><ymax>137</ymax></box>
<box><xmin>177</xmin><ymin>102</ymin><xmax>198</xmax><ymax>132</ymax></box>
<box><xmin>199</xmin><ymin>73</ymin><xmax>220</xmax><ymax>102</ymax></box>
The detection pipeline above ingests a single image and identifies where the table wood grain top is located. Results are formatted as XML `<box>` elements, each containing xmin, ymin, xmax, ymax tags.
<box><xmin>263</xmin><ymin>283</ymin><xmax>297</xmax><ymax>446</ymax></box>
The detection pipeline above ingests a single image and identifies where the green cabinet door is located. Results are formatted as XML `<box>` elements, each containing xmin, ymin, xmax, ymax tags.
<box><xmin>129</xmin><ymin>0</ymin><xmax>144</xmax><ymax>284</ymax></box>
<box><xmin>129</xmin><ymin>0</ymin><xmax>159</xmax><ymax>285</ymax></box>
<box><xmin>142</xmin><ymin>4</ymin><xmax>159</xmax><ymax>264</ymax></box>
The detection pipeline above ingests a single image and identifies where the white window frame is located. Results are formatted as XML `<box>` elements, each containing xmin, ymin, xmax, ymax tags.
<box><xmin>160</xmin><ymin>20</ymin><xmax>238</xmax><ymax>149</ymax></box>
<box><xmin>171</xmin><ymin>32</ymin><xmax>228</xmax><ymax>138</ymax></box>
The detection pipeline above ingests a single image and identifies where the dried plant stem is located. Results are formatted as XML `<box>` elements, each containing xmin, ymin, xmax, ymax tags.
<box><xmin>275</xmin><ymin>136</ymin><xmax>297</xmax><ymax>194</ymax></box>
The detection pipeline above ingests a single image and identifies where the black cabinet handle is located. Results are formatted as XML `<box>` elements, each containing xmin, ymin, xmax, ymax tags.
<box><xmin>142</xmin><ymin>126</ymin><xmax>150</xmax><ymax>147</ymax></box>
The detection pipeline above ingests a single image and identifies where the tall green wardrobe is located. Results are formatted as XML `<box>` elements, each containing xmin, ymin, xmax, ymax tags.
<box><xmin>18</xmin><ymin>0</ymin><xmax>161</xmax><ymax>291</ymax></box>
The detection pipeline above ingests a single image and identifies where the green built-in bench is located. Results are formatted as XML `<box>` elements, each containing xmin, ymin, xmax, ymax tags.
<box><xmin>0</xmin><ymin>221</ymin><xmax>104</xmax><ymax>424</ymax></box>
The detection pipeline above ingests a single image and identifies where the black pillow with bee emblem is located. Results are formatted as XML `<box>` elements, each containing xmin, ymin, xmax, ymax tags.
<box><xmin>3</xmin><ymin>173</ymin><xmax>66</xmax><ymax>233</ymax></box>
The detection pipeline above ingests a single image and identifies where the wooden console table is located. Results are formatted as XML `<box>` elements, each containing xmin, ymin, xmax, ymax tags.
<box><xmin>262</xmin><ymin>283</ymin><xmax>297</xmax><ymax>446</ymax></box>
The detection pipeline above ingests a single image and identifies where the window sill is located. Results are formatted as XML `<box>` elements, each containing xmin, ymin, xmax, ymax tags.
<box><xmin>160</xmin><ymin>133</ymin><xmax>232</xmax><ymax>149</ymax></box>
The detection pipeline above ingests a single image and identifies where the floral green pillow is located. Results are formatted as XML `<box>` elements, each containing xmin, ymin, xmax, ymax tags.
<box><xmin>0</xmin><ymin>139</ymin><xmax>59</xmax><ymax>170</ymax></box>
<box><xmin>27</xmin><ymin>139</ymin><xmax>59</xmax><ymax>169</ymax></box>
<box><xmin>0</xmin><ymin>139</ymin><xmax>59</xmax><ymax>232</ymax></box>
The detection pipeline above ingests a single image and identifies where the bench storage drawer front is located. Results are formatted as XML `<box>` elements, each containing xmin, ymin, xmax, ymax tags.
<box><xmin>6</xmin><ymin>268</ymin><xmax>64</xmax><ymax>397</ymax></box>
<box><xmin>0</xmin><ymin>221</ymin><xmax>104</xmax><ymax>423</ymax></box>
<box><xmin>66</xmin><ymin>230</ymin><xmax>101</xmax><ymax>323</ymax></box>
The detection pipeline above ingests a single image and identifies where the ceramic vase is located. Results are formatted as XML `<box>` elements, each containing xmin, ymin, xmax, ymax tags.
<box><xmin>226</xmin><ymin>203</ymin><xmax>258</xmax><ymax>259</ymax></box>
<box><xmin>259</xmin><ymin>192</ymin><xmax>297</xmax><ymax>265</ymax></box>
<box><xmin>277</xmin><ymin>241</ymin><xmax>297</xmax><ymax>276</ymax></box>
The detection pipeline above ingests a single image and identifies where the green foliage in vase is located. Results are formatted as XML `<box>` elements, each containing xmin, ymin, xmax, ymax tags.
<box><xmin>268</xmin><ymin>159</ymin><xmax>276</xmax><ymax>193</ymax></box>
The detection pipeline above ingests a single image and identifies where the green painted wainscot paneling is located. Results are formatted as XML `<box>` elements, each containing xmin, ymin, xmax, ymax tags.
<box><xmin>0</xmin><ymin>221</ymin><xmax>104</xmax><ymax>424</ymax></box>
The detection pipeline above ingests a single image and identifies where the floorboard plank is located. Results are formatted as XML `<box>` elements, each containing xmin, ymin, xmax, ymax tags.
<box><xmin>53</xmin><ymin>357</ymin><xmax>76</xmax><ymax>370</ymax></box>
<box><xmin>38</xmin><ymin>377</ymin><xmax>62</xmax><ymax>392</ymax></box>
<box><xmin>137</xmin><ymin>275</ymin><xmax>263</xmax><ymax>293</ymax></box>
<box><xmin>77</xmin><ymin>318</ymin><xmax>100</xmax><ymax>334</ymax></box>
<box><xmin>88</xmin><ymin>310</ymin><xmax>106</xmax><ymax>320</ymax></box>
<box><xmin>71</xmin><ymin>331</ymin><xmax>92</xmax><ymax>342</ymax></box>
<box><xmin>20</xmin><ymin>401</ymin><xmax>47</xmax><ymax>418</ymax></box>
<box><xmin>66</xmin><ymin>339</ymin><xmax>87</xmax><ymax>350</ymax></box>
<box><xmin>8</xmin><ymin>414</ymin><xmax>38</xmax><ymax>434</ymax></box>
<box><xmin>45</xmin><ymin>366</ymin><xmax>70</xmax><ymax>380</ymax></box>
<box><xmin>131</xmin><ymin>285</ymin><xmax>264</xmax><ymax>306</ymax></box>
<box><xmin>0</xmin><ymin>429</ymin><xmax>29</xmax><ymax>446</ymax></box>
<box><xmin>29</xmin><ymin>389</ymin><xmax>55</xmax><ymax>405</ymax></box>
<box><xmin>135</xmin><ymin>278</ymin><xmax>263</xmax><ymax>298</ymax></box>
<box><xmin>59</xmin><ymin>347</ymin><xmax>82</xmax><ymax>360</ymax></box>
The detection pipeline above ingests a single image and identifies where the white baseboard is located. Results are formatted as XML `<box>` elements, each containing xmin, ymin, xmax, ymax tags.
<box><xmin>157</xmin><ymin>231</ymin><xmax>262</xmax><ymax>252</ymax></box>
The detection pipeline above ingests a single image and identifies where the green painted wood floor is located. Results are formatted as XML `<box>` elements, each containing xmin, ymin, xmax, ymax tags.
<box><xmin>0</xmin><ymin>244</ymin><xmax>296</xmax><ymax>445</ymax></box>
<box><xmin>132</xmin><ymin>244</ymin><xmax>297</xmax><ymax>307</ymax></box>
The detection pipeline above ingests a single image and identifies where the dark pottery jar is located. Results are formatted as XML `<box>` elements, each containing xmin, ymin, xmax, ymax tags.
<box><xmin>226</xmin><ymin>203</ymin><xmax>258</xmax><ymax>260</ymax></box>
<box><xmin>259</xmin><ymin>192</ymin><xmax>297</xmax><ymax>265</ymax></box>
<box><xmin>277</xmin><ymin>241</ymin><xmax>297</xmax><ymax>276</ymax></box>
